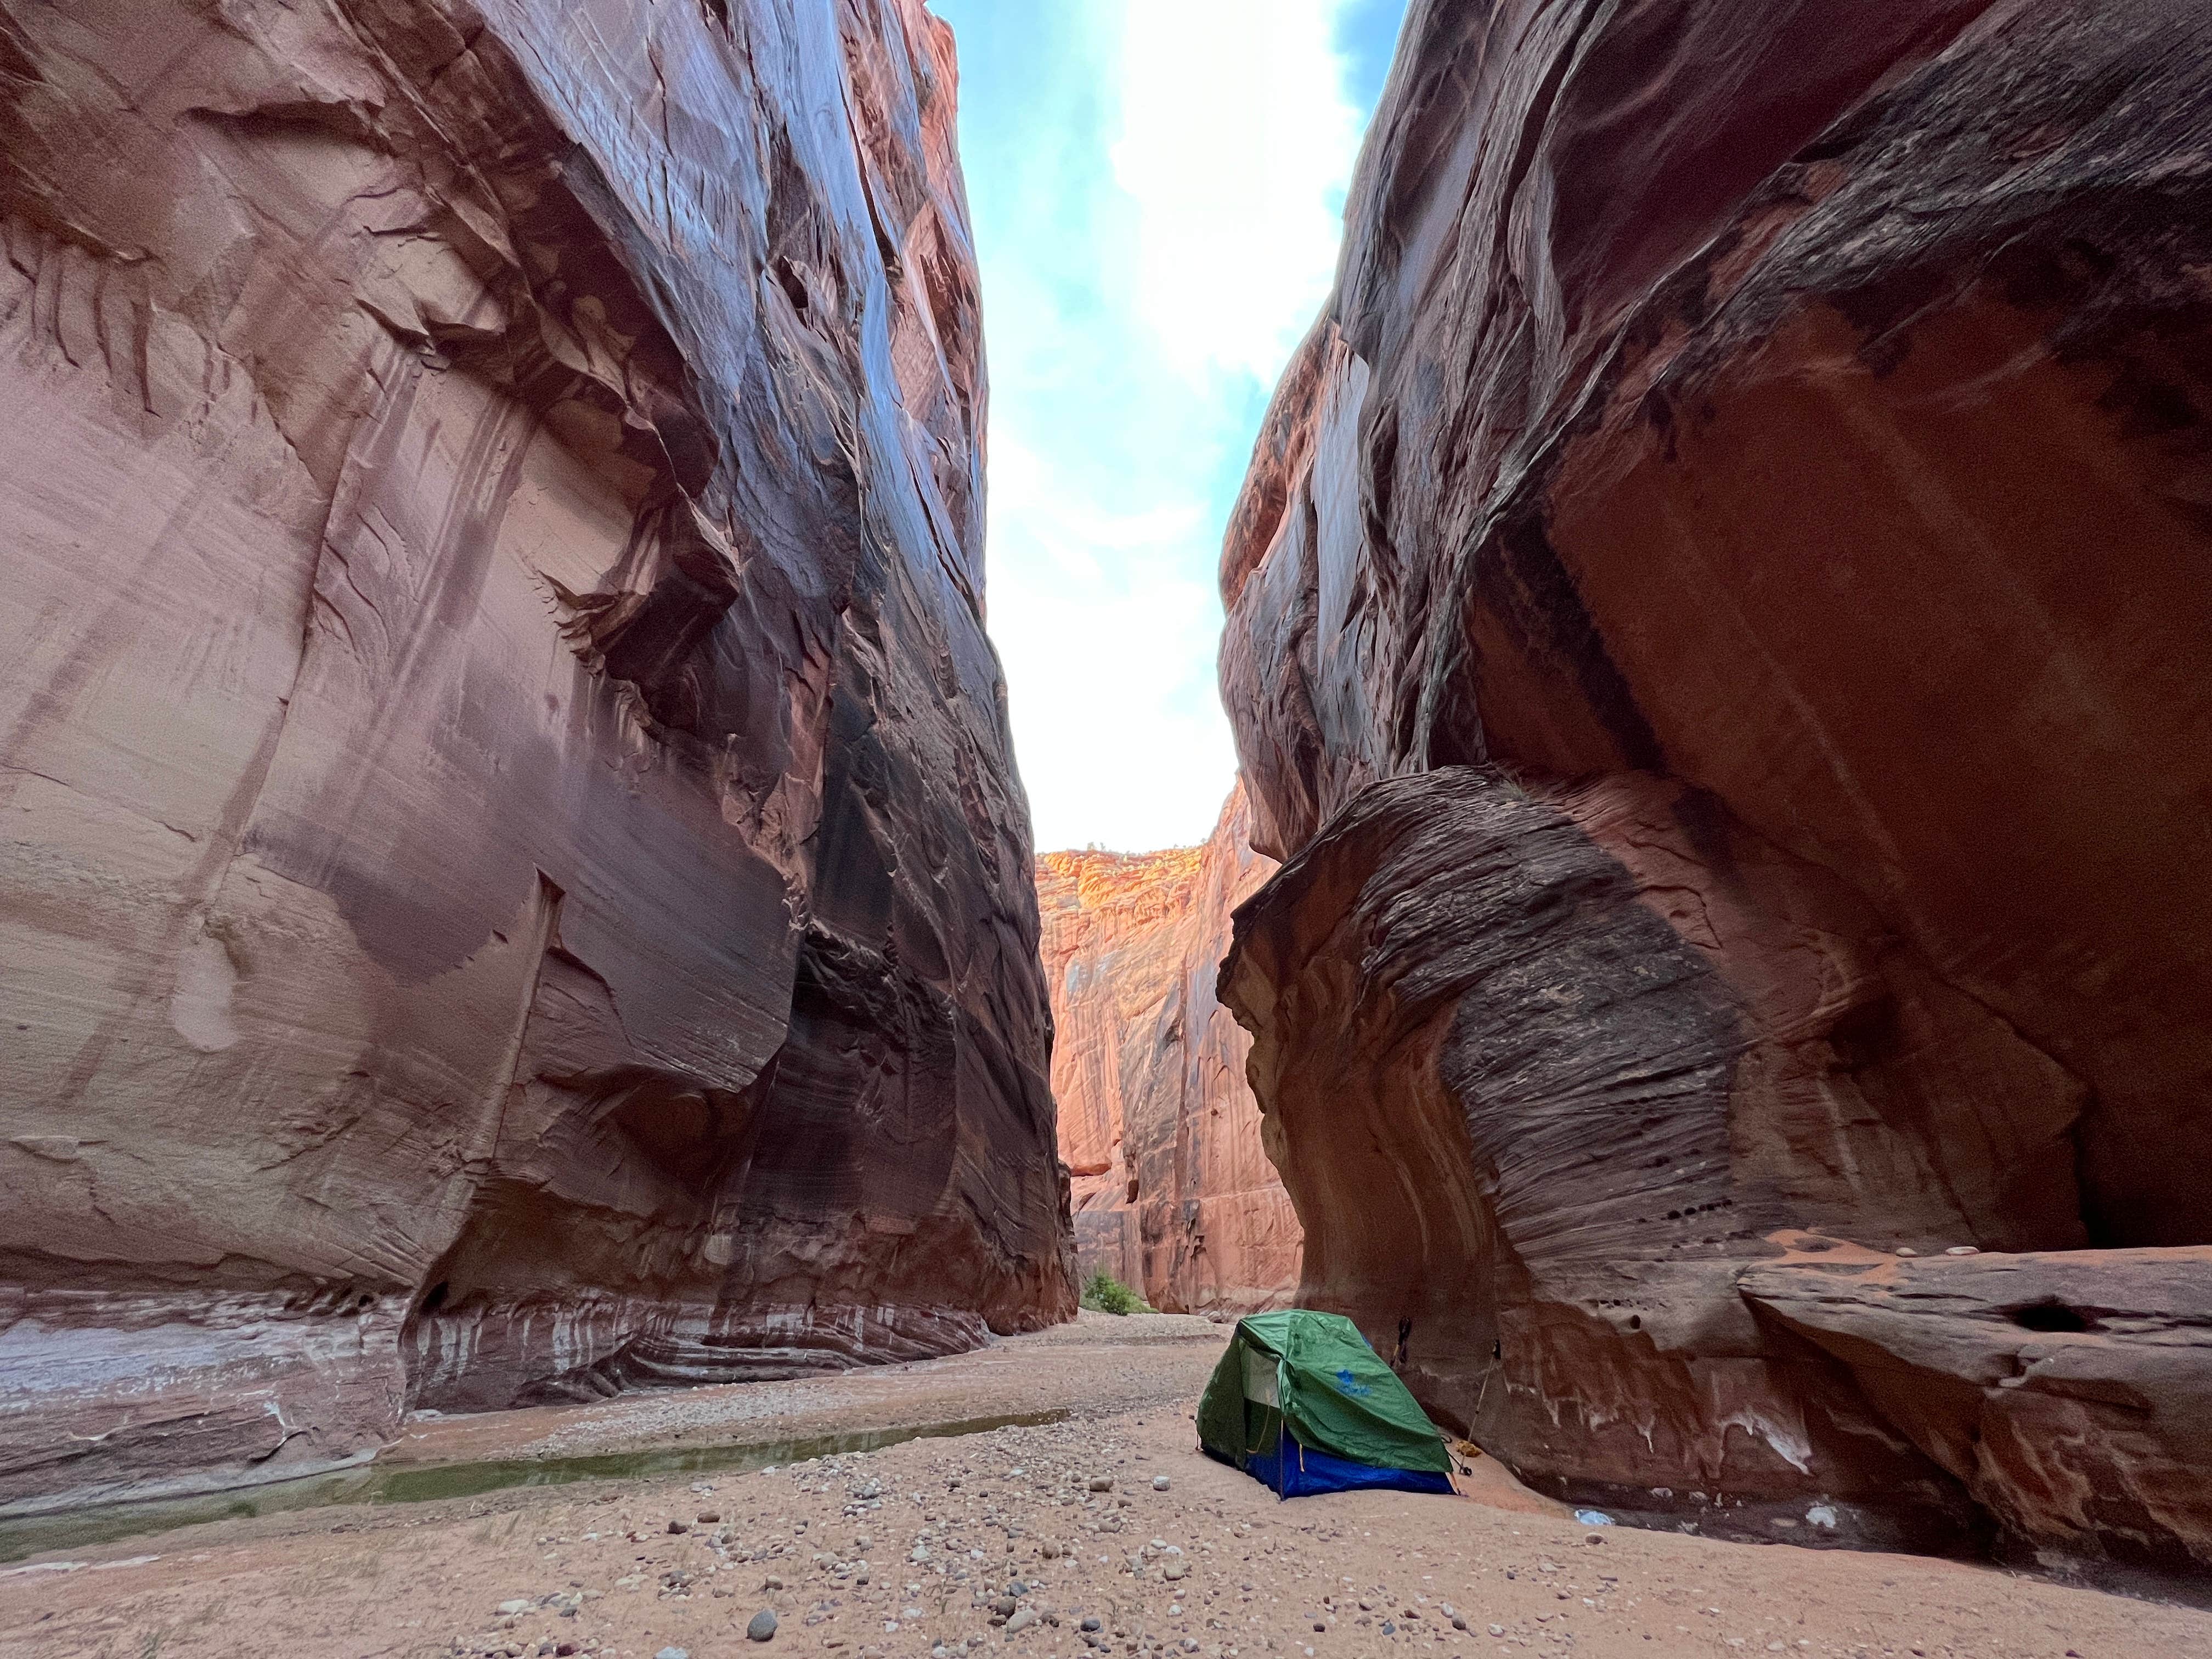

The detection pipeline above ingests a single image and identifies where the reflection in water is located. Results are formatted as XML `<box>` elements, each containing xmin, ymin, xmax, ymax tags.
<box><xmin>0</xmin><ymin>1407</ymin><xmax>1071</xmax><ymax>1564</ymax></box>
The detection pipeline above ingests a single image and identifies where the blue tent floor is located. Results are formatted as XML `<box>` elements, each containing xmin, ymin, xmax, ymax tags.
<box><xmin>1207</xmin><ymin>1434</ymin><xmax>1457</xmax><ymax>1500</ymax></box>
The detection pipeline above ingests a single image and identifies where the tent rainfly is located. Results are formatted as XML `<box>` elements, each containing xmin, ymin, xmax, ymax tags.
<box><xmin>1197</xmin><ymin>1310</ymin><xmax>1455</xmax><ymax>1498</ymax></box>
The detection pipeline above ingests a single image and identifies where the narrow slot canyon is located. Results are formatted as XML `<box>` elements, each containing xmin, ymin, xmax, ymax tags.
<box><xmin>2</xmin><ymin>0</ymin><xmax>2211</xmax><ymax>1653</ymax></box>
<box><xmin>1035</xmin><ymin>784</ymin><xmax>1297</xmax><ymax>1317</ymax></box>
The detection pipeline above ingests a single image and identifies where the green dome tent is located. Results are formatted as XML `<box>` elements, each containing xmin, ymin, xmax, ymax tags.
<box><xmin>1197</xmin><ymin>1310</ymin><xmax>1455</xmax><ymax>1498</ymax></box>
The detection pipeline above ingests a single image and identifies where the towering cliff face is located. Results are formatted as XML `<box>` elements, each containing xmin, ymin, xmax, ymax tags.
<box><xmin>0</xmin><ymin>0</ymin><xmax>1071</xmax><ymax>1516</ymax></box>
<box><xmin>1219</xmin><ymin>0</ymin><xmax>2212</xmax><ymax>1579</ymax></box>
<box><xmin>1036</xmin><ymin>786</ymin><xmax>1294</xmax><ymax>1314</ymax></box>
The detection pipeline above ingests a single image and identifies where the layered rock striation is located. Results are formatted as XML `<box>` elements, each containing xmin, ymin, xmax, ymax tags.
<box><xmin>1036</xmin><ymin>786</ymin><xmax>1294</xmax><ymax>1314</ymax></box>
<box><xmin>0</xmin><ymin>0</ymin><xmax>1071</xmax><ymax>1516</ymax></box>
<box><xmin>1743</xmin><ymin>1241</ymin><xmax>2212</xmax><ymax>1578</ymax></box>
<box><xmin>1218</xmin><ymin>0</ymin><xmax>2212</xmax><ymax>1579</ymax></box>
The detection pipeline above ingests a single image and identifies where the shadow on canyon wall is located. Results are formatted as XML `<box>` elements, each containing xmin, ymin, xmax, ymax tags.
<box><xmin>1215</xmin><ymin>0</ymin><xmax>2212</xmax><ymax>1589</ymax></box>
<box><xmin>0</xmin><ymin>0</ymin><xmax>1069</xmax><ymax>1520</ymax></box>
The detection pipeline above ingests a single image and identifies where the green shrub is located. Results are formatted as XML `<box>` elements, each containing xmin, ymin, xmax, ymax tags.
<box><xmin>1080</xmin><ymin>1269</ymin><xmax>1148</xmax><ymax>1316</ymax></box>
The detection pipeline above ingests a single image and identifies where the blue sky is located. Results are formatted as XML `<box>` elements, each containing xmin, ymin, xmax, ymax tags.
<box><xmin>929</xmin><ymin>0</ymin><xmax>1407</xmax><ymax>852</ymax></box>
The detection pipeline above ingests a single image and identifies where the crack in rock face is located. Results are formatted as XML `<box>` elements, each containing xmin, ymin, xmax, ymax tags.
<box><xmin>0</xmin><ymin>0</ymin><xmax>1070</xmax><ymax>1516</ymax></box>
<box><xmin>1216</xmin><ymin>0</ymin><xmax>2212</xmax><ymax>1587</ymax></box>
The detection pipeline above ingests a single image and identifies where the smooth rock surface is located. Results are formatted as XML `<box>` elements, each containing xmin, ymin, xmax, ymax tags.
<box><xmin>1035</xmin><ymin>786</ymin><xmax>1295</xmax><ymax>1313</ymax></box>
<box><xmin>0</xmin><ymin>0</ymin><xmax>1070</xmax><ymax>1516</ymax></box>
<box><xmin>1217</xmin><ymin>0</ymin><xmax>2212</xmax><ymax>1576</ymax></box>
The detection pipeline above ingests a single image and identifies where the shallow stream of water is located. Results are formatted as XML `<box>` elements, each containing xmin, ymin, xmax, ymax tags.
<box><xmin>0</xmin><ymin>1406</ymin><xmax>1072</xmax><ymax>1565</ymax></box>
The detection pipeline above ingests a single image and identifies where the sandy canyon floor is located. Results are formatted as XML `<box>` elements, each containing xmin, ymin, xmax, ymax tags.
<box><xmin>2</xmin><ymin>1314</ymin><xmax>2205</xmax><ymax>1659</ymax></box>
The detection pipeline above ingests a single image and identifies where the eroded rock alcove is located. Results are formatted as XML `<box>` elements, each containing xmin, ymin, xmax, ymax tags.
<box><xmin>1218</xmin><ymin>0</ymin><xmax>2212</xmax><ymax>1580</ymax></box>
<box><xmin>0</xmin><ymin>0</ymin><xmax>1070</xmax><ymax>1516</ymax></box>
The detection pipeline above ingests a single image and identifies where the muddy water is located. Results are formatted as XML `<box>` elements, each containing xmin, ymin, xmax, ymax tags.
<box><xmin>0</xmin><ymin>1406</ymin><xmax>1070</xmax><ymax>1564</ymax></box>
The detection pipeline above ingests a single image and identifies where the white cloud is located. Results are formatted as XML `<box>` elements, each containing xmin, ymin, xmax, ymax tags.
<box><xmin>939</xmin><ymin>0</ymin><xmax>1370</xmax><ymax>851</ymax></box>
<box><xmin>1111</xmin><ymin>1</ymin><xmax>1365</xmax><ymax>386</ymax></box>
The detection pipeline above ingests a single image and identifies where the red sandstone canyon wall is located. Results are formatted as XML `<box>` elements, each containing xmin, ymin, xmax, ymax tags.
<box><xmin>1218</xmin><ymin>0</ymin><xmax>2212</xmax><ymax>1582</ymax></box>
<box><xmin>1035</xmin><ymin>786</ymin><xmax>1295</xmax><ymax>1315</ymax></box>
<box><xmin>0</xmin><ymin>0</ymin><xmax>1071</xmax><ymax>1517</ymax></box>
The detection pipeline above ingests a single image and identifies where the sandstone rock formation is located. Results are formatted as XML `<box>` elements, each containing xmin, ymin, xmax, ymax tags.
<box><xmin>1743</xmin><ymin>1240</ymin><xmax>2212</xmax><ymax>1578</ymax></box>
<box><xmin>0</xmin><ymin>0</ymin><xmax>1071</xmax><ymax>1517</ymax></box>
<box><xmin>1035</xmin><ymin>786</ymin><xmax>1294</xmax><ymax>1314</ymax></box>
<box><xmin>1218</xmin><ymin>0</ymin><xmax>2212</xmax><ymax>1581</ymax></box>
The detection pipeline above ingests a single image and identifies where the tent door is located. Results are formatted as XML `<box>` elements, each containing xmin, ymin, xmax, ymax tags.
<box><xmin>1242</xmin><ymin>1346</ymin><xmax>1279</xmax><ymax>1407</ymax></box>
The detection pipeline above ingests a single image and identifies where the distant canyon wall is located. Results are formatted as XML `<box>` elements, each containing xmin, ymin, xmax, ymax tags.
<box><xmin>1219</xmin><ymin>0</ymin><xmax>2212</xmax><ymax>1581</ymax></box>
<box><xmin>1036</xmin><ymin>786</ymin><xmax>1296</xmax><ymax>1315</ymax></box>
<box><xmin>0</xmin><ymin>0</ymin><xmax>1071</xmax><ymax>1517</ymax></box>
